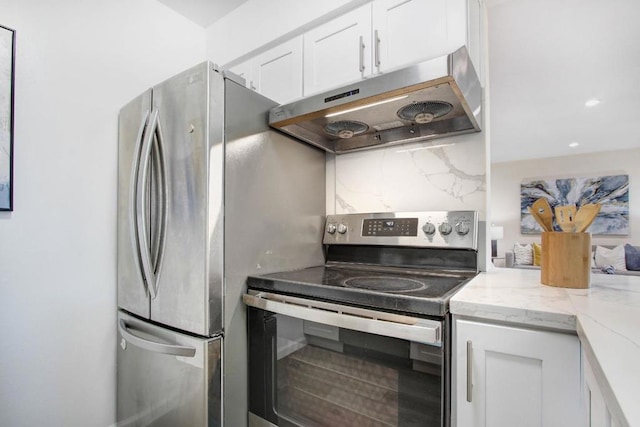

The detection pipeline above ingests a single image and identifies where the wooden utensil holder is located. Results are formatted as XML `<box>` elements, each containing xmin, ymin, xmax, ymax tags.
<box><xmin>541</xmin><ymin>232</ymin><xmax>591</xmax><ymax>289</ymax></box>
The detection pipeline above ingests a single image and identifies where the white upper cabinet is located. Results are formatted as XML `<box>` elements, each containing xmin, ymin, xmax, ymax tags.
<box><xmin>303</xmin><ymin>4</ymin><xmax>373</xmax><ymax>96</ymax></box>
<box><xmin>228</xmin><ymin>0</ymin><xmax>484</xmax><ymax>102</ymax></box>
<box><xmin>372</xmin><ymin>0</ymin><xmax>466</xmax><ymax>73</ymax></box>
<box><xmin>228</xmin><ymin>59</ymin><xmax>254</xmax><ymax>90</ymax></box>
<box><xmin>466</xmin><ymin>0</ymin><xmax>484</xmax><ymax>84</ymax></box>
<box><xmin>453</xmin><ymin>318</ymin><xmax>582</xmax><ymax>427</ymax></box>
<box><xmin>251</xmin><ymin>37</ymin><xmax>303</xmax><ymax>104</ymax></box>
<box><xmin>228</xmin><ymin>36</ymin><xmax>303</xmax><ymax>104</ymax></box>
<box><xmin>373</xmin><ymin>0</ymin><xmax>483</xmax><ymax>81</ymax></box>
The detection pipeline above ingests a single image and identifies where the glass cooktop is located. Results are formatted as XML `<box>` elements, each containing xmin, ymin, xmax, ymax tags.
<box><xmin>246</xmin><ymin>265</ymin><xmax>476</xmax><ymax>317</ymax></box>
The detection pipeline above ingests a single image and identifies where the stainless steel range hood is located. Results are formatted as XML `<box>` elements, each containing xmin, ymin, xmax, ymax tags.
<box><xmin>269</xmin><ymin>46</ymin><xmax>482</xmax><ymax>154</ymax></box>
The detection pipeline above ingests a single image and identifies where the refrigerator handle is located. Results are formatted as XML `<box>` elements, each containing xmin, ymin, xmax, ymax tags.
<box><xmin>136</xmin><ymin>108</ymin><xmax>159</xmax><ymax>299</ymax></box>
<box><xmin>129</xmin><ymin>110</ymin><xmax>152</xmax><ymax>298</ymax></box>
<box><xmin>119</xmin><ymin>319</ymin><xmax>196</xmax><ymax>357</ymax></box>
<box><xmin>150</xmin><ymin>114</ymin><xmax>168</xmax><ymax>299</ymax></box>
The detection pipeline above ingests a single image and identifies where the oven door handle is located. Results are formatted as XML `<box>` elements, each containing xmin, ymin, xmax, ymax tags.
<box><xmin>243</xmin><ymin>291</ymin><xmax>442</xmax><ymax>346</ymax></box>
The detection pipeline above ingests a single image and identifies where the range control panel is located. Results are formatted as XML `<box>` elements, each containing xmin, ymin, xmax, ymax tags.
<box><xmin>362</xmin><ymin>218</ymin><xmax>419</xmax><ymax>237</ymax></box>
<box><xmin>324</xmin><ymin>211</ymin><xmax>478</xmax><ymax>250</ymax></box>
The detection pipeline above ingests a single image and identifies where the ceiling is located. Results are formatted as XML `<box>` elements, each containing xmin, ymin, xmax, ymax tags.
<box><xmin>156</xmin><ymin>0</ymin><xmax>640</xmax><ymax>163</ymax></box>
<box><xmin>156</xmin><ymin>0</ymin><xmax>248</xmax><ymax>27</ymax></box>
<box><xmin>487</xmin><ymin>0</ymin><xmax>640</xmax><ymax>163</ymax></box>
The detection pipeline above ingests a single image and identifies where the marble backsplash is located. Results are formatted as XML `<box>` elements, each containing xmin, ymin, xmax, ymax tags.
<box><xmin>330</xmin><ymin>133</ymin><xmax>487</xmax><ymax>216</ymax></box>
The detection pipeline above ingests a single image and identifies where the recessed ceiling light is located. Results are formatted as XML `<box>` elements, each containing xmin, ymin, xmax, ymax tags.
<box><xmin>569</xmin><ymin>142</ymin><xmax>580</xmax><ymax>148</ymax></box>
<box><xmin>585</xmin><ymin>99</ymin><xmax>600</xmax><ymax>107</ymax></box>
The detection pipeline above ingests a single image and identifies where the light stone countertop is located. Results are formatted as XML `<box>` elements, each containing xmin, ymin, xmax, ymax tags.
<box><xmin>450</xmin><ymin>268</ymin><xmax>640</xmax><ymax>426</ymax></box>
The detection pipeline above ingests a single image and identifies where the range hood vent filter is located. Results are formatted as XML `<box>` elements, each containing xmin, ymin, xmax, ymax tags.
<box><xmin>397</xmin><ymin>101</ymin><xmax>453</xmax><ymax>124</ymax></box>
<box><xmin>324</xmin><ymin>120</ymin><xmax>369</xmax><ymax>139</ymax></box>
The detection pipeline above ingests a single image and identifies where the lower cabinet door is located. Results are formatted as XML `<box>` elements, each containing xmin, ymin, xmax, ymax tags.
<box><xmin>583</xmin><ymin>351</ymin><xmax>623</xmax><ymax>427</ymax></box>
<box><xmin>453</xmin><ymin>318</ymin><xmax>581</xmax><ymax>427</ymax></box>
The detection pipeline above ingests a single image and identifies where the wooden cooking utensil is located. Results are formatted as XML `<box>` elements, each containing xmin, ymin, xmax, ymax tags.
<box><xmin>528</xmin><ymin>205</ymin><xmax>550</xmax><ymax>232</ymax></box>
<box><xmin>555</xmin><ymin>205</ymin><xmax>577</xmax><ymax>232</ymax></box>
<box><xmin>531</xmin><ymin>198</ymin><xmax>554</xmax><ymax>232</ymax></box>
<box><xmin>574</xmin><ymin>203</ymin><xmax>601</xmax><ymax>233</ymax></box>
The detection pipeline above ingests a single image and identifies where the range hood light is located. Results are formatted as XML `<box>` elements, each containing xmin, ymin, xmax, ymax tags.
<box><xmin>324</xmin><ymin>95</ymin><xmax>409</xmax><ymax>118</ymax></box>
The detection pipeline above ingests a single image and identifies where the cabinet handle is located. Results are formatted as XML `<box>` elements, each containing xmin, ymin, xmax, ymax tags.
<box><xmin>358</xmin><ymin>35</ymin><xmax>365</xmax><ymax>72</ymax></box>
<box><xmin>374</xmin><ymin>30</ymin><xmax>381</xmax><ymax>67</ymax></box>
<box><xmin>466</xmin><ymin>340</ymin><xmax>473</xmax><ymax>402</ymax></box>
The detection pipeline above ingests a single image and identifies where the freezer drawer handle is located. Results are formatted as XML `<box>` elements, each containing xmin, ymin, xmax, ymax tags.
<box><xmin>118</xmin><ymin>319</ymin><xmax>196</xmax><ymax>357</ymax></box>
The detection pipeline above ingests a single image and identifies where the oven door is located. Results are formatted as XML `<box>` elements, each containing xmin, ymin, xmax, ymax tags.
<box><xmin>244</xmin><ymin>291</ymin><xmax>447</xmax><ymax>427</ymax></box>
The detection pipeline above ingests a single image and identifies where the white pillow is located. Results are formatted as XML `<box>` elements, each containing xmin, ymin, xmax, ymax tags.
<box><xmin>594</xmin><ymin>245</ymin><xmax>627</xmax><ymax>271</ymax></box>
<box><xmin>513</xmin><ymin>243</ymin><xmax>533</xmax><ymax>265</ymax></box>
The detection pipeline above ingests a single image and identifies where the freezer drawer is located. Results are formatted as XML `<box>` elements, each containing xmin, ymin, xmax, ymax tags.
<box><xmin>116</xmin><ymin>311</ymin><xmax>221</xmax><ymax>427</ymax></box>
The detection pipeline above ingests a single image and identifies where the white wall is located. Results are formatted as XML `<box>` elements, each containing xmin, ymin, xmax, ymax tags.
<box><xmin>205</xmin><ymin>0</ymin><xmax>370</xmax><ymax>66</ymax></box>
<box><xmin>491</xmin><ymin>148</ymin><xmax>640</xmax><ymax>258</ymax></box>
<box><xmin>0</xmin><ymin>1</ymin><xmax>205</xmax><ymax>425</ymax></box>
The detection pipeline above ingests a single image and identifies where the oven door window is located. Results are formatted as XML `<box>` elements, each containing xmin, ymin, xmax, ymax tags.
<box><xmin>248</xmin><ymin>308</ymin><xmax>444</xmax><ymax>427</ymax></box>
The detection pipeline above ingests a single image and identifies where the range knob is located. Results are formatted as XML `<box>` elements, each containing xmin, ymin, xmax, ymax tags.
<box><xmin>337</xmin><ymin>223</ymin><xmax>348</xmax><ymax>234</ymax></box>
<box><xmin>326</xmin><ymin>223</ymin><xmax>337</xmax><ymax>234</ymax></box>
<box><xmin>455</xmin><ymin>221</ymin><xmax>470</xmax><ymax>235</ymax></box>
<box><xmin>439</xmin><ymin>222</ymin><xmax>453</xmax><ymax>235</ymax></box>
<box><xmin>422</xmin><ymin>222</ymin><xmax>436</xmax><ymax>235</ymax></box>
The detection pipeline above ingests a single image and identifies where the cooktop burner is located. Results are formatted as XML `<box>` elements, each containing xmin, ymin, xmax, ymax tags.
<box><xmin>247</xmin><ymin>265</ymin><xmax>474</xmax><ymax>317</ymax></box>
<box><xmin>343</xmin><ymin>276</ymin><xmax>427</xmax><ymax>292</ymax></box>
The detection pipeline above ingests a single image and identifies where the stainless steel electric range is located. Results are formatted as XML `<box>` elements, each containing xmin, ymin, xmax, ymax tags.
<box><xmin>244</xmin><ymin>211</ymin><xmax>479</xmax><ymax>427</ymax></box>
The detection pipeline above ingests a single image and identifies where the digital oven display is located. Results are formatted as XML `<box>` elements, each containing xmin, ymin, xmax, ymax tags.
<box><xmin>362</xmin><ymin>218</ymin><xmax>419</xmax><ymax>237</ymax></box>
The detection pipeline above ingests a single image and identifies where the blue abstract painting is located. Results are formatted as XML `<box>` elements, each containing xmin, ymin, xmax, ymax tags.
<box><xmin>521</xmin><ymin>174</ymin><xmax>629</xmax><ymax>235</ymax></box>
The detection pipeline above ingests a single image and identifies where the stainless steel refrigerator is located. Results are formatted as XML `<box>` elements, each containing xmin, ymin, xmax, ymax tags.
<box><xmin>116</xmin><ymin>62</ymin><xmax>326</xmax><ymax>427</ymax></box>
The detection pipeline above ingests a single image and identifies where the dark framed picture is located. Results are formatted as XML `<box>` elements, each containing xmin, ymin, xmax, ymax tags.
<box><xmin>0</xmin><ymin>25</ymin><xmax>15</xmax><ymax>211</ymax></box>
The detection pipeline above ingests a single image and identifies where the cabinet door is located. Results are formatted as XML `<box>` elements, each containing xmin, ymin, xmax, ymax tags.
<box><xmin>303</xmin><ymin>4</ymin><xmax>372</xmax><ymax>95</ymax></box>
<box><xmin>466</xmin><ymin>0</ymin><xmax>484</xmax><ymax>85</ymax></box>
<box><xmin>228</xmin><ymin>59</ymin><xmax>254</xmax><ymax>90</ymax></box>
<box><xmin>372</xmin><ymin>0</ymin><xmax>467</xmax><ymax>73</ymax></box>
<box><xmin>251</xmin><ymin>36</ymin><xmax>303</xmax><ymax>104</ymax></box>
<box><xmin>583</xmin><ymin>353</ymin><xmax>622</xmax><ymax>427</ymax></box>
<box><xmin>454</xmin><ymin>319</ymin><xmax>581</xmax><ymax>427</ymax></box>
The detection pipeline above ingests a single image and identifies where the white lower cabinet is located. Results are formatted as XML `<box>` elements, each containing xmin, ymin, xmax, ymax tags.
<box><xmin>453</xmin><ymin>318</ymin><xmax>582</xmax><ymax>427</ymax></box>
<box><xmin>583</xmin><ymin>351</ymin><xmax>622</xmax><ymax>427</ymax></box>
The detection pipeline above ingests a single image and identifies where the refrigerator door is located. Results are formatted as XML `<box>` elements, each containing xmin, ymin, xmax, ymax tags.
<box><xmin>149</xmin><ymin>62</ymin><xmax>223</xmax><ymax>337</ymax></box>
<box><xmin>116</xmin><ymin>311</ymin><xmax>222</xmax><ymax>427</ymax></box>
<box><xmin>118</xmin><ymin>90</ymin><xmax>152</xmax><ymax>318</ymax></box>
